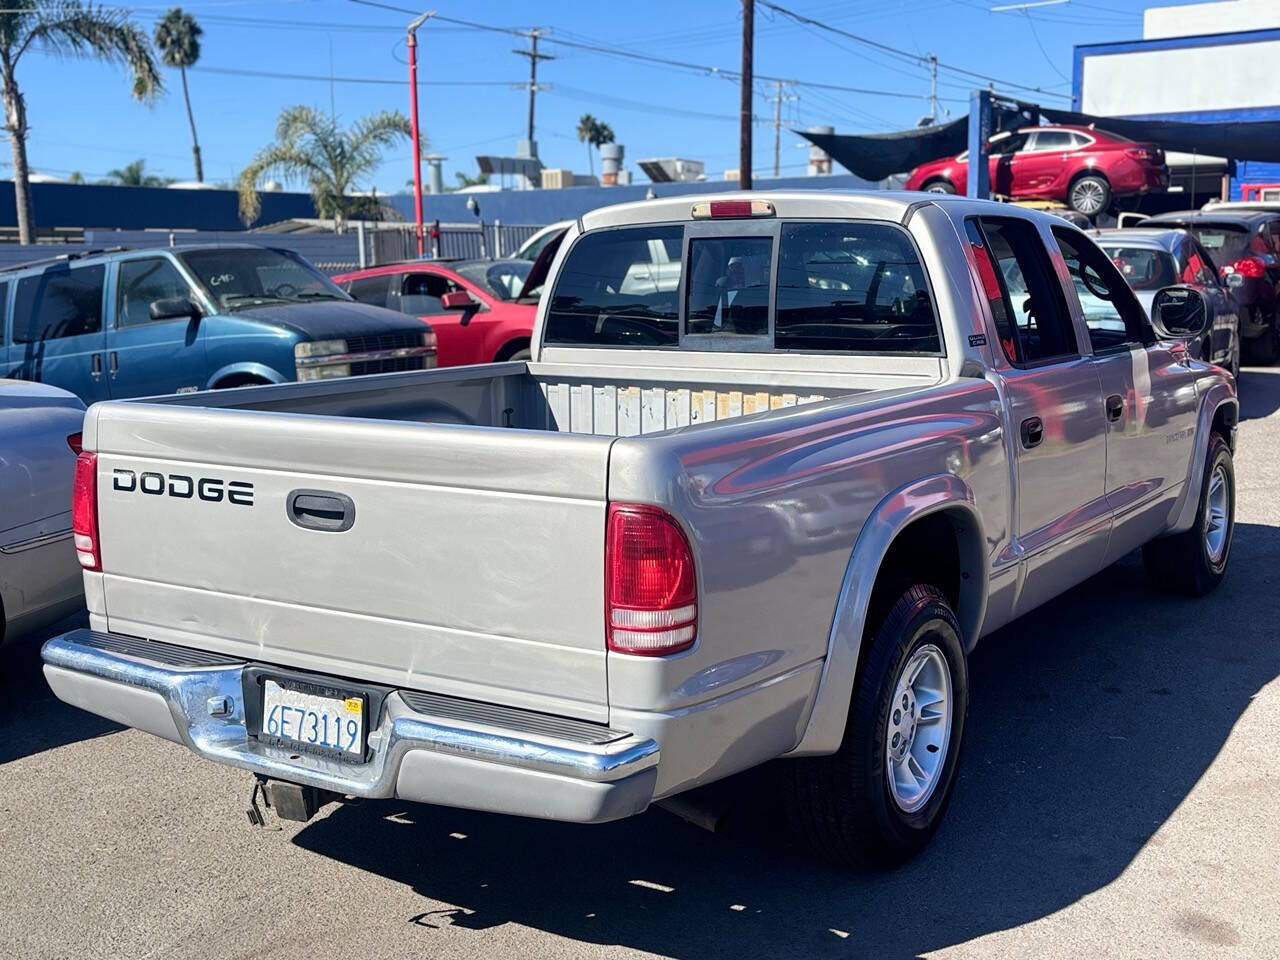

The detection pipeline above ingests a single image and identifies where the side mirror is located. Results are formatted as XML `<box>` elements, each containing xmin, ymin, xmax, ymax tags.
<box><xmin>440</xmin><ymin>291</ymin><xmax>472</xmax><ymax>310</ymax></box>
<box><xmin>1151</xmin><ymin>285</ymin><xmax>1211</xmax><ymax>341</ymax></box>
<box><xmin>150</xmin><ymin>296</ymin><xmax>201</xmax><ymax>322</ymax></box>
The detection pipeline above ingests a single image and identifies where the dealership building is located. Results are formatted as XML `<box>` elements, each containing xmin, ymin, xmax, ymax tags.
<box><xmin>1074</xmin><ymin>0</ymin><xmax>1280</xmax><ymax>201</ymax></box>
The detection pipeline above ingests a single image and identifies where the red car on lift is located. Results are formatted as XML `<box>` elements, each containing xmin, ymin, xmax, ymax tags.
<box><xmin>904</xmin><ymin>124</ymin><xmax>1169</xmax><ymax>218</ymax></box>
<box><xmin>334</xmin><ymin>244</ymin><xmax>562</xmax><ymax>366</ymax></box>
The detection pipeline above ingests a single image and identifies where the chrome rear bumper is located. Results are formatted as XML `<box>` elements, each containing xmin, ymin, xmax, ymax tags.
<box><xmin>42</xmin><ymin>629</ymin><xmax>658</xmax><ymax>823</ymax></box>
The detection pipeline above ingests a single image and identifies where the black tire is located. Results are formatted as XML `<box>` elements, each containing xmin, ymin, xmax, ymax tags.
<box><xmin>784</xmin><ymin>584</ymin><xmax>968</xmax><ymax>867</ymax></box>
<box><xmin>923</xmin><ymin>180</ymin><xmax>956</xmax><ymax>194</ymax></box>
<box><xmin>1067</xmin><ymin>174</ymin><xmax>1111</xmax><ymax>216</ymax></box>
<box><xmin>1142</xmin><ymin>434</ymin><xmax>1234</xmax><ymax>595</ymax></box>
<box><xmin>505</xmin><ymin>348</ymin><xmax>532</xmax><ymax>362</ymax></box>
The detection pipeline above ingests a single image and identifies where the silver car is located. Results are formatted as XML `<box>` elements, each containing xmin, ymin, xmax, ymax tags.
<box><xmin>0</xmin><ymin>379</ymin><xmax>85</xmax><ymax>645</ymax></box>
<box><xmin>1093</xmin><ymin>227</ymin><xmax>1241</xmax><ymax>377</ymax></box>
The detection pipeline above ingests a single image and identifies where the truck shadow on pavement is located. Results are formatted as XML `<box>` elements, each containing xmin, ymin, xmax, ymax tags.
<box><xmin>1238</xmin><ymin>366</ymin><xmax>1280</xmax><ymax>421</ymax></box>
<box><xmin>294</xmin><ymin>522</ymin><xmax>1280</xmax><ymax>960</ymax></box>
<box><xmin>0</xmin><ymin>612</ymin><xmax>123</xmax><ymax>765</ymax></box>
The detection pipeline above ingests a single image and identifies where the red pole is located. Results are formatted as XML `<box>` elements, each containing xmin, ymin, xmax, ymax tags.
<box><xmin>408</xmin><ymin>27</ymin><xmax>425</xmax><ymax>258</ymax></box>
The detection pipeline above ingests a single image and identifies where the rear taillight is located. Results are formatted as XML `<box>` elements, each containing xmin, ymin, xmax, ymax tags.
<box><xmin>67</xmin><ymin>432</ymin><xmax>82</xmax><ymax>454</ymax></box>
<box><xmin>71</xmin><ymin>451</ymin><xmax>100</xmax><ymax>571</ymax></box>
<box><xmin>1231</xmin><ymin>256</ymin><xmax>1267</xmax><ymax>278</ymax></box>
<box><xmin>606</xmin><ymin>504</ymin><xmax>697</xmax><ymax>656</ymax></box>
<box><xmin>1125</xmin><ymin>147</ymin><xmax>1158</xmax><ymax>163</ymax></box>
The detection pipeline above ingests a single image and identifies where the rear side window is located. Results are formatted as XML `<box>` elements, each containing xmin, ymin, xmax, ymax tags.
<box><xmin>776</xmin><ymin>222</ymin><xmax>939</xmax><ymax>353</ymax></box>
<box><xmin>967</xmin><ymin>218</ymin><xmax>1076</xmax><ymax>365</ymax></box>
<box><xmin>12</xmin><ymin>265</ymin><xmax>105</xmax><ymax>343</ymax></box>
<box><xmin>544</xmin><ymin>225</ymin><xmax>682</xmax><ymax>347</ymax></box>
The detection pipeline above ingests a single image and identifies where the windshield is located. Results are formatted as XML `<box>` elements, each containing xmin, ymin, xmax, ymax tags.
<box><xmin>178</xmin><ymin>248</ymin><xmax>348</xmax><ymax>311</ymax></box>
<box><xmin>1188</xmin><ymin>225</ymin><xmax>1250</xmax><ymax>263</ymax></box>
<box><xmin>1098</xmin><ymin>245</ymin><xmax>1177</xmax><ymax>291</ymax></box>
<box><xmin>455</xmin><ymin>261</ymin><xmax>532</xmax><ymax>301</ymax></box>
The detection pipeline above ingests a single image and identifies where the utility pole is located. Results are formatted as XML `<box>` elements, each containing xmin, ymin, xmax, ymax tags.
<box><xmin>407</xmin><ymin>10</ymin><xmax>434</xmax><ymax>258</ymax></box>
<box><xmin>770</xmin><ymin>80</ymin><xmax>796</xmax><ymax>178</ymax></box>
<box><xmin>928</xmin><ymin>55</ymin><xmax>939</xmax><ymax>124</ymax></box>
<box><xmin>514</xmin><ymin>28</ymin><xmax>554</xmax><ymax>158</ymax></box>
<box><xmin>739</xmin><ymin>0</ymin><xmax>754</xmax><ymax>189</ymax></box>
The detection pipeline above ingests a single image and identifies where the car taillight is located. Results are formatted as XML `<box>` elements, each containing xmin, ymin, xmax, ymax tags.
<box><xmin>1125</xmin><ymin>147</ymin><xmax>1158</xmax><ymax>162</ymax></box>
<box><xmin>1231</xmin><ymin>256</ymin><xmax>1267</xmax><ymax>278</ymax></box>
<box><xmin>606</xmin><ymin>504</ymin><xmax>697</xmax><ymax>656</ymax></box>
<box><xmin>71</xmin><ymin>451</ymin><xmax>100</xmax><ymax>571</ymax></box>
<box><xmin>67</xmin><ymin>432</ymin><xmax>82</xmax><ymax>454</ymax></box>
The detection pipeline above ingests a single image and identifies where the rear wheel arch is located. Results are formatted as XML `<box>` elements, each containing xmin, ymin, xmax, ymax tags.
<box><xmin>789</xmin><ymin>477</ymin><xmax>987</xmax><ymax>757</ymax></box>
<box><xmin>212</xmin><ymin>373</ymin><xmax>271</xmax><ymax>390</ymax></box>
<box><xmin>494</xmin><ymin>337</ymin><xmax>532</xmax><ymax>362</ymax></box>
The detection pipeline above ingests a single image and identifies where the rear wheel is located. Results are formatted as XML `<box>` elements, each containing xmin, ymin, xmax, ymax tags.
<box><xmin>923</xmin><ymin>180</ymin><xmax>956</xmax><ymax>195</ymax></box>
<box><xmin>784</xmin><ymin>584</ymin><xmax>968</xmax><ymax>867</ymax></box>
<box><xmin>1068</xmin><ymin>174</ymin><xmax>1111</xmax><ymax>216</ymax></box>
<box><xmin>1143</xmin><ymin>434</ymin><xmax>1234</xmax><ymax>595</ymax></box>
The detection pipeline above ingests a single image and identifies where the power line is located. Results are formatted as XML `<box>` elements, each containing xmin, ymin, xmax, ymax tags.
<box><xmin>191</xmin><ymin>65</ymin><xmax>525</xmax><ymax>87</ymax></box>
<box><xmin>758</xmin><ymin>0</ymin><xmax>1072</xmax><ymax>100</ymax></box>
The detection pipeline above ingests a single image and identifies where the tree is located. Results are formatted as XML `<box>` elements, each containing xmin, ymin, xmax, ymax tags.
<box><xmin>575</xmin><ymin>113</ymin><xmax>615</xmax><ymax>178</ymax></box>
<box><xmin>238</xmin><ymin>105</ymin><xmax>420</xmax><ymax>233</ymax></box>
<box><xmin>453</xmin><ymin>171</ymin><xmax>488</xmax><ymax>190</ymax></box>
<box><xmin>0</xmin><ymin>1</ymin><xmax>161</xmax><ymax>244</ymax></box>
<box><xmin>104</xmin><ymin>158</ymin><xmax>169</xmax><ymax>187</ymax></box>
<box><xmin>154</xmin><ymin>7</ymin><xmax>203</xmax><ymax>182</ymax></box>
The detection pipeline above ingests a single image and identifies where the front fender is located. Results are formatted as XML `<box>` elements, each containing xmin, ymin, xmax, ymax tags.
<box><xmin>1167</xmin><ymin>378</ymin><xmax>1237</xmax><ymax>534</ymax></box>
<box><xmin>787</xmin><ymin>473</ymin><xmax>987</xmax><ymax>757</ymax></box>
<box><xmin>204</xmin><ymin>362</ymin><xmax>290</xmax><ymax>390</ymax></box>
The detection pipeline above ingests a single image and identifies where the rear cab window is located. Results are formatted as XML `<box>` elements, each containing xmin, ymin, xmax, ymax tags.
<box><xmin>543</xmin><ymin>220</ymin><xmax>941</xmax><ymax>355</ymax></box>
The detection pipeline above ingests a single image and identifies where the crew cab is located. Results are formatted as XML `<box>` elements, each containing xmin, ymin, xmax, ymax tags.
<box><xmin>905</xmin><ymin>125</ymin><xmax>1169</xmax><ymax>217</ymax></box>
<box><xmin>42</xmin><ymin>193</ymin><xmax>1235</xmax><ymax>866</ymax></box>
<box><xmin>333</xmin><ymin>258</ymin><xmax>540</xmax><ymax>366</ymax></box>
<box><xmin>0</xmin><ymin>245</ymin><xmax>436</xmax><ymax>401</ymax></box>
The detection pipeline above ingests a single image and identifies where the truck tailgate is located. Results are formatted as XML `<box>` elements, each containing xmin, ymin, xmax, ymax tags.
<box><xmin>87</xmin><ymin>403</ymin><xmax>613</xmax><ymax>721</ymax></box>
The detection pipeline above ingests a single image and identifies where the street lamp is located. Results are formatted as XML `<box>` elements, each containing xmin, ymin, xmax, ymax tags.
<box><xmin>407</xmin><ymin>10</ymin><xmax>435</xmax><ymax>258</ymax></box>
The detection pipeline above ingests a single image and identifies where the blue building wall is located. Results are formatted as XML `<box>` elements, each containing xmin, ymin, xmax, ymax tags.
<box><xmin>1</xmin><ymin>180</ymin><xmax>318</xmax><ymax>231</ymax></box>
<box><xmin>390</xmin><ymin>173</ymin><xmax>878</xmax><ymax>226</ymax></box>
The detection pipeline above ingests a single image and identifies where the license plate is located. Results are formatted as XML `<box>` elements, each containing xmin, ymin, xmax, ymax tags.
<box><xmin>261</xmin><ymin>679</ymin><xmax>365</xmax><ymax>758</ymax></box>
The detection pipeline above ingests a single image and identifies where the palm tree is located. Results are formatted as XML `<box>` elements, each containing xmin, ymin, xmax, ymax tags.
<box><xmin>238</xmin><ymin>105</ymin><xmax>420</xmax><ymax>233</ymax></box>
<box><xmin>104</xmin><ymin>158</ymin><xmax>168</xmax><ymax>187</ymax></box>
<box><xmin>154</xmin><ymin>7</ymin><xmax>203</xmax><ymax>182</ymax></box>
<box><xmin>0</xmin><ymin>1</ymin><xmax>161</xmax><ymax>244</ymax></box>
<box><xmin>575</xmin><ymin>114</ymin><xmax>616</xmax><ymax>179</ymax></box>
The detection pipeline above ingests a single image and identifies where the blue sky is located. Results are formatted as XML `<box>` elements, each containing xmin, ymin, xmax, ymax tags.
<box><xmin>19</xmin><ymin>0</ymin><xmax>1164</xmax><ymax>192</ymax></box>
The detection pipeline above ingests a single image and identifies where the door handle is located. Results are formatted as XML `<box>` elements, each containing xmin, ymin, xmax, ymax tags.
<box><xmin>1020</xmin><ymin>416</ymin><xmax>1044</xmax><ymax>449</ymax></box>
<box><xmin>109</xmin><ymin>351</ymin><xmax>119</xmax><ymax>376</ymax></box>
<box><xmin>90</xmin><ymin>353</ymin><xmax>103</xmax><ymax>379</ymax></box>
<box><xmin>1106</xmin><ymin>393</ymin><xmax>1124</xmax><ymax>422</ymax></box>
<box><xmin>286</xmin><ymin>489</ymin><xmax>355</xmax><ymax>533</ymax></box>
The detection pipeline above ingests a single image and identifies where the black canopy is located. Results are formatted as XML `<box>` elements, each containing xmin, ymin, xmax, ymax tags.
<box><xmin>802</xmin><ymin>101</ymin><xmax>1280</xmax><ymax>181</ymax></box>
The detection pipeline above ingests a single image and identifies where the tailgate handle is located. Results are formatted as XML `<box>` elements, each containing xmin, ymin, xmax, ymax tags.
<box><xmin>287</xmin><ymin>490</ymin><xmax>355</xmax><ymax>533</ymax></box>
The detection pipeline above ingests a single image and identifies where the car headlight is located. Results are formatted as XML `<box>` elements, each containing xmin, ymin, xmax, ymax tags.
<box><xmin>421</xmin><ymin>330</ymin><xmax>437</xmax><ymax>350</ymax></box>
<box><xmin>294</xmin><ymin>339</ymin><xmax>348</xmax><ymax>359</ymax></box>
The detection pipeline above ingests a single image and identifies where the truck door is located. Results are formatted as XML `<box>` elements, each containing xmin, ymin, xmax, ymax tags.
<box><xmin>108</xmin><ymin>255</ymin><xmax>209</xmax><ymax>398</ymax></box>
<box><xmin>965</xmin><ymin>217</ymin><xmax>1109</xmax><ymax>616</ymax></box>
<box><xmin>11</xmin><ymin>263</ymin><xmax>110</xmax><ymax>403</ymax></box>
<box><xmin>1051</xmin><ymin>227</ymin><xmax>1202</xmax><ymax>563</ymax></box>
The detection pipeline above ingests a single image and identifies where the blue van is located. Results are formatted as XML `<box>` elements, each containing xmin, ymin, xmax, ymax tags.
<box><xmin>0</xmin><ymin>244</ymin><xmax>437</xmax><ymax>401</ymax></box>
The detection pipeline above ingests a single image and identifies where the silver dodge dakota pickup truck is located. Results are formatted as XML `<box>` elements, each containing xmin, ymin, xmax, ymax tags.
<box><xmin>43</xmin><ymin>192</ymin><xmax>1236</xmax><ymax>866</ymax></box>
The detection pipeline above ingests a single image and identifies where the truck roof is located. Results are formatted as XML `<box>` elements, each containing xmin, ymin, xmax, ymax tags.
<box><xmin>578</xmin><ymin>189</ymin><xmax>994</xmax><ymax>231</ymax></box>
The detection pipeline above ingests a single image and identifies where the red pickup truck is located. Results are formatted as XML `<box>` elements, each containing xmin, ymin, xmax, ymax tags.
<box><xmin>905</xmin><ymin>124</ymin><xmax>1168</xmax><ymax>217</ymax></box>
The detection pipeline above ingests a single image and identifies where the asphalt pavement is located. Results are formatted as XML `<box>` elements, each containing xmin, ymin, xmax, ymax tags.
<box><xmin>3</xmin><ymin>369</ymin><xmax>1279</xmax><ymax>960</ymax></box>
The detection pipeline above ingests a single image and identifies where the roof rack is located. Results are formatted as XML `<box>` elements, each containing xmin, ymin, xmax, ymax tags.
<box><xmin>0</xmin><ymin>245</ymin><xmax>133</xmax><ymax>274</ymax></box>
